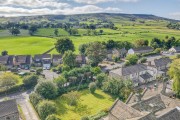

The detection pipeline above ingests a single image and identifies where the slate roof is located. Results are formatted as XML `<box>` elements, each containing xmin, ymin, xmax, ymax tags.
<box><xmin>109</xmin><ymin>99</ymin><xmax>143</xmax><ymax>120</ymax></box>
<box><xmin>52</xmin><ymin>54</ymin><xmax>62</xmax><ymax>60</ymax></box>
<box><xmin>15</xmin><ymin>55</ymin><xmax>31</xmax><ymax>64</ymax></box>
<box><xmin>173</xmin><ymin>46</ymin><xmax>180</xmax><ymax>52</ymax></box>
<box><xmin>151</xmin><ymin>58</ymin><xmax>172</xmax><ymax>68</ymax></box>
<box><xmin>157</xmin><ymin>107</ymin><xmax>180</xmax><ymax>120</ymax></box>
<box><xmin>34</xmin><ymin>54</ymin><xmax>51</xmax><ymax>60</ymax></box>
<box><xmin>133</xmin><ymin>47</ymin><xmax>153</xmax><ymax>53</ymax></box>
<box><xmin>0</xmin><ymin>99</ymin><xmax>18</xmax><ymax>117</ymax></box>
<box><xmin>140</xmin><ymin>72</ymin><xmax>153</xmax><ymax>80</ymax></box>
<box><xmin>110</xmin><ymin>64</ymin><xmax>147</xmax><ymax>76</ymax></box>
<box><xmin>0</xmin><ymin>56</ymin><xmax>9</xmax><ymax>63</ymax></box>
<box><xmin>131</xmin><ymin>94</ymin><xmax>166</xmax><ymax>113</ymax></box>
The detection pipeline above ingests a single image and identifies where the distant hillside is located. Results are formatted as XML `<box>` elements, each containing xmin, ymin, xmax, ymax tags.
<box><xmin>0</xmin><ymin>13</ymin><xmax>179</xmax><ymax>24</ymax></box>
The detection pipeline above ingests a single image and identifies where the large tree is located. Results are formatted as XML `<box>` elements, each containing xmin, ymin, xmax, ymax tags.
<box><xmin>9</xmin><ymin>28</ymin><xmax>20</xmax><ymax>36</ymax></box>
<box><xmin>62</xmin><ymin>50</ymin><xmax>76</xmax><ymax>68</ymax></box>
<box><xmin>55</xmin><ymin>38</ymin><xmax>75</xmax><ymax>54</ymax></box>
<box><xmin>135</xmin><ymin>39</ymin><xmax>149</xmax><ymax>47</ymax></box>
<box><xmin>169</xmin><ymin>59</ymin><xmax>180</xmax><ymax>96</ymax></box>
<box><xmin>150</xmin><ymin>38</ymin><xmax>163</xmax><ymax>49</ymax></box>
<box><xmin>35</xmin><ymin>81</ymin><xmax>58</xmax><ymax>99</ymax></box>
<box><xmin>126</xmin><ymin>54</ymin><xmax>138</xmax><ymax>65</ymax></box>
<box><xmin>37</xmin><ymin>100</ymin><xmax>57</xmax><ymax>120</ymax></box>
<box><xmin>1</xmin><ymin>50</ymin><xmax>8</xmax><ymax>56</ymax></box>
<box><xmin>23</xmin><ymin>75</ymin><xmax>38</xmax><ymax>88</ymax></box>
<box><xmin>86</xmin><ymin>42</ymin><xmax>107</xmax><ymax>66</ymax></box>
<box><xmin>54</xmin><ymin>29</ymin><xmax>59</xmax><ymax>36</ymax></box>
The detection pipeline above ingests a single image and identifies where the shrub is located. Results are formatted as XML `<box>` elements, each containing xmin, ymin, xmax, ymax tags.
<box><xmin>176</xmin><ymin>54</ymin><xmax>180</xmax><ymax>59</ymax></box>
<box><xmin>29</xmin><ymin>92</ymin><xmax>42</xmax><ymax>107</ymax></box>
<box><xmin>45</xmin><ymin>114</ymin><xmax>60</xmax><ymax>120</ymax></box>
<box><xmin>95</xmin><ymin>73</ymin><xmax>107</xmax><ymax>88</ymax></box>
<box><xmin>139</xmin><ymin>57</ymin><xmax>147</xmax><ymax>63</ymax></box>
<box><xmin>81</xmin><ymin>116</ymin><xmax>89</xmax><ymax>120</ymax></box>
<box><xmin>89</xmin><ymin>82</ymin><xmax>96</xmax><ymax>94</ymax></box>
<box><xmin>36</xmin><ymin>68</ymin><xmax>43</xmax><ymax>75</ymax></box>
<box><xmin>37</xmin><ymin>100</ymin><xmax>57</xmax><ymax>120</ymax></box>
<box><xmin>91</xmin><ymin>67</ymin><xmax>102</xmax><ymax>76</ymax></box>
<box><xmin>23</xmin><ymin>75</ymin><xmax>38</xmax><ymax>88</ymax></box>
<box><xmin>125</xmin><ymin>54</ymin><xmax>138</xmax><ymax>65</ymax></box>
<box><xmin>35</xmin><ymin>81</ymin><xmax>58</xmax><ymax>99</ymax></box>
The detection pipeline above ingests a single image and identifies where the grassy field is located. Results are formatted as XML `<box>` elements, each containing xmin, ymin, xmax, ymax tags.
<box><xmin>0</xmin><ymin>36</ymin><xmax>55</xmax><ymax>55</ymax></box>
<box><xmin>54</xmin><ymin>89</ymin><xmax>115</xmax><ymax>120</ymax></box>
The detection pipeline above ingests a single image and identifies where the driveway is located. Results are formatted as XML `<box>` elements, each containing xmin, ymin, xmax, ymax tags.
<box><xmin>0</xmin><ymin>90</ymin><xmax>39</xmax><ymax>120</ymax></box>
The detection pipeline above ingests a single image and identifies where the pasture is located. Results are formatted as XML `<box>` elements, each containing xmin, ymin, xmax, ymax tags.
<box><xmin>54</xmin><ymin>89</ymin><xmax>115</xmax><ymax>120</ymax></box>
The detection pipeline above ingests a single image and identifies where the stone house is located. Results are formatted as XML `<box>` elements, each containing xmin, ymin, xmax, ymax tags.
<box><xmin>0</xmin><ymin>99</ymin><xmax>19</xmax><ymax>120</ymax></box>
<box><xmin>128</xmin><ymin>46</ymin><xmax>154</xmax><ymax>55</ymax></box>
<box><xmin>109</xmin><ymin>64</ymin><xmax>154</xmax><ymax>87</ymax></box>
<box><xmin>52</xmin><ymin>54</ymin><xmax>62</xmax><ymax>66</ymax></box>
<box><xmin>75</xmin><ymin>55</ymin><xmax>86</xmax><ymax>66</ymax></box>
<box><xmin>13</xmin><ymin>55</ymin><xmax>31</xmax><ymax>69</ymax></box>
<box><xmin>33</xmin><ymin>54</ymin><xmax>51</xmax><ymax>69</ymax></box>
<box><xmin>169</xmin><ymin>46</ymin><xmax>180</xmax><ymax>53</ymax></box>
<box><xmin>107</xmin><ymin>48</ymin><xmax>127</xmax><ymax>60</ymax></box>
<box><xmin>0</xmin><ymin>55</ymin><xmax>14</xmax><ymax>69</ymax></box>
<box><xmin>147</xmin><ymin>57</ymin><xmax>172</xmax><ymax>78</ymax></box>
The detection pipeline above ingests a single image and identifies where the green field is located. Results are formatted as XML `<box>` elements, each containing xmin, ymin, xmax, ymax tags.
<box><xmin>54</xmin><ymin>89</ymin><xmax>115</xmax><ymax>120</ymax></box>
<box><xmin>0</xmin><ymin>36</ymin><xmax>55</xmax><ymax>55</ymax></box>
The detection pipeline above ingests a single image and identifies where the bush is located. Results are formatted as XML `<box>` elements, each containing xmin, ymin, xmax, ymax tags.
<box><xmin>139</xmin><ymin>57</ymin><xmax>147</xmax><ymax>63</ymax></box>
<box><xmin>89</xmin><ymin>82</ymin><xmax>96</xmax><ymax>94</ymax></box>
<box><xmin>95</xmin><ymin>73</ymin><xmax>107</xmax><ymax>88</ymax></box>
<box><xmin>37</xmin><ymin>100</ymin><xmax>57</xmax><ymax>120</ymax></box>
<box><xmin>35</xmin><ymin>81</ymin><xmax>58</xmax><ymax>99</ymax></box>
<box><xmin>91</xmin><ymin>67</ymin><xmax>102</xmax><ymax>76</ymax></box>
<box><xmin>23</xmin><ymin>75</ymin><xmax>38</xmax><ymax>88</ymax></box>
<box><xmin>36</xmin><ymin>68</ymin><xmax>43</xmax><ymax>75</ymax></box>
<box><xmin>29</xmin><ymin>92</ymin><xmax>42</xmax><ymax>107</ymax></box>
<box><xmin>176</xmin><ymin>54</ymin><xmax>180</xmax><ymax>59</ymax></box>
<box><xmin>46</xmin><ymin>114</ymin><xmax>60</xmax><ymax>120</ymax></box>
<box><xmin>125</xmin><ymin>54</ymin><xmax>138</xmax><ymax>65</ymax></box>
<box><xmin>0</xmin><ymin>84</ymin><xmax>24</xmax><ymax>96</ymax></box>
<box><xmin>81</xmin><ymin>116</ymin><xmax>89</xmax><ymax>120</ymax></box>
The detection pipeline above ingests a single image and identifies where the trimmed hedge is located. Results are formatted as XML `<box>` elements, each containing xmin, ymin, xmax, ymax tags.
<box><xmin>0</xmin><ymin>84</ymin><xmax>25</xmax><ymax>96</ymax></box>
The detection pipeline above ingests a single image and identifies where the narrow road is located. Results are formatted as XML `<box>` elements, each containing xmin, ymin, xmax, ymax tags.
<box><xmin>0</xmin><ymin>90</ymin><xmax>39</xmax><ymax>120</ymax></box>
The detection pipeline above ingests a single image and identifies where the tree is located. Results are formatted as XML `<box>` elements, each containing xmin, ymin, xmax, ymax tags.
<box><xmin>126</xmin><ymin>54</ymin><xmax>138</xmax><ymax>65</ymax></box>
<box><xmin>54</xmin><ymin>76</ymin><xmax>67</xmax><ymax>93</ymax></box>
<box><xmin>55</xmin><ymin>38</ymin><xmax>75</xmax><ymax>54</ymax></box>
<box><xmin>168</xmin><ymin>59</ymin><xmax>180</xmax><ymax>97</ymax></box>
<box><xmin>135</xmin><ymin>39</ymin><xmax>149</xmax><ymax>47</ymax></box>
<box><xmin>99</xmin><ymin>30</ymin><xmax>103</xmax><ymax>35</ymax></box>
<box><xmin>91</xmin><ymin>67</ymin><xmax>102</xmax><ymax>76</ymax></box>
<box><xmin>0</xmin><ymin>72</ymin><xmax>19</xmax><ymax>90</ymax></box>
<box><xmin>86</xmin><ymin>42</ymin><xmax>107</xmax><ymax>66</ymax></box>
<box><xmin>35</xmin><ymin>81</ymin><xmax>58</xmax><ymax>99</ymax></box>
<box><xmin>23</xmin><ymin>75</ymin><xmax>38</xmax><ymax>88</ymax></box>
<box><xmin>96</xmin><ymin>73</ymin><xmax>107</xmax><ymax>87</ymax></box>
<box><xmin>106</xmin><ymin>40</ymin><xmax>116</xmax><ymax>50</ymax></box>
<box><xmin>29</xmin><ymin>92</ymin><xmax>42</xmax><ymax>107</ymax></box>
<box><xmin>9</xmin><ymin>28</ymin><xmax>20</xmax><ymax>36</ymax></box>
<box><xmin>150</xmin><ymin>38</ymin><xmax>163</xmax><ymax>49</ymax></box>
<box><xmin>54</xmin><ymin>29</ymin><xmax>59</xmax><ymax>36</ymax></box>
<box><xmin>62</xmin><ymin>51</ymin><xmax>76</xmax><ymax>68</ymax></box>
<box><xmin>1</xmin><ymin>50</ymin><xmax>8</xmax><ymax>56</ymax></box>
<box><xmin>29</xmin><ymin>25</ymin><xmax>38</xmax><ymax>35</ymax></box>
<box><xmin>46</xmin><ymin>114</ymin><xmax>60</xmax><ymax>120</ymax></box>
<box><xmin>89</xmin><ymin>82</ymin><xmax>97</xmax><ymax>94</ymax></box>
<box><xmin>37</xmin><ymin>100</ymin><xmax>57</xmax><ymax>120</ymax></box>
<box><xmin>79</xmin><ymin>43</ymin><xmax>89</xmax><ymax>55</ymax></box>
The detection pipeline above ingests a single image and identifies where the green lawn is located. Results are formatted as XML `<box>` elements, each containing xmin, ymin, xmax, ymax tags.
<box><xmin>0</xmin><ymin>36</ymin><xmax>55</xmax><ymax>55</ymax></box>
<box><xmin>54</xmin><ymin>89</ymin><xmax>115</xmax><ymax>120</ymax></box>
<box><xmin>35</xmin><ymin>28</ymin><xmax>69</xmax><ymax>36</ymax></box>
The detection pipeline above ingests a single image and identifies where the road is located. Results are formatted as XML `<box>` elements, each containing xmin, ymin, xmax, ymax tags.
<box><xmin>0</xmin><ymin>90</ymin><xmax>39</xmax><ymax>120</ymax></box>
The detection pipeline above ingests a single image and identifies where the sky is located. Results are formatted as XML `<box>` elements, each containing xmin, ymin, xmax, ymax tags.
<box><xmin>0</xmin><ymin>0</ymin><xmax>180</xmax><ymax>20</ymax></box>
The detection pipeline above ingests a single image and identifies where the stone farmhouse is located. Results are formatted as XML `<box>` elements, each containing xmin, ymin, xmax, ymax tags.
<box><xmin>128</xmin><ymin>46</ymin><xmax>154</xmax><ymax>55</ymax></box>
<box><xmin>13</xmin><ymin>55</ymin><xmax>31</xmax><ymax>69</ymax></box>
<box><xmin>109</xmin><ymin>57</ymin><xmax>172</xmax><ymax>87</ymax></box>
<box><xmin>0</xmin><ymin>55</ymin><xmax>14</xmax><ymax>69</ymax></box>
<box><xmin>169</xmin><ymin>46</ymin><xmax>180</xmax><ymax>53</ymax></box>
<box><xmin>107</xmin><ymin>48</ymin><xmax>127</xmax><ymax>60</ymax></box>
<box><xmin>0</xmin><ymin>99</ymin><xmax>19</xmax><ymax>120</ymax></box>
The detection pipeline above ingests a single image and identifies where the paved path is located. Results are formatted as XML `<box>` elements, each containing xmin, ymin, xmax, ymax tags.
<box><xmin>0</xmin><ymin>90</ymin><xmax>39</xmax><ymax>120</ymax></box>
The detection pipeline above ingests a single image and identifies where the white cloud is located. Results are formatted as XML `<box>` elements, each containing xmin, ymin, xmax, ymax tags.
<box><xmin>0</xmin><ymin>0</ymin><xmax>70</xmax><ymax>8</ymax></box>
<box><xmin>0</xmin><ymin>5</ymin><xmax>123</xmax><ymax>17</ymax></box>
<box><xmin>74</xmin><ymin>0</ymin><xmax>139</xmax><ymax>4</ymax></box>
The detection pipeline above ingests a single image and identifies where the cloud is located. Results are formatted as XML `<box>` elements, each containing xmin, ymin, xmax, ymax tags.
<box><xmin>0</xmin><ymin>5</ymin><xmax>123</xmax><ymax>17</ymax></box>
<box><xmin>169</xmin><ymin>12</ymin><xmax>180</xmax><ymax>20</ymax></box>
<box><xmin>73</xmin><ymin>0</ymin><xmax>139</xmax><ymax>4</ymax></box>
<box><xmin>0</xmin><ymin>0</ymin><xmax>70</xmax><ymax>8</ymax></box>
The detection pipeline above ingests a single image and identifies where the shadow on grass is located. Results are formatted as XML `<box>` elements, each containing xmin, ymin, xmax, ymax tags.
<box><xmin>93</xmin><ymin>92</ymin><xmax>105</xmax><ymax>99</ymax></box>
